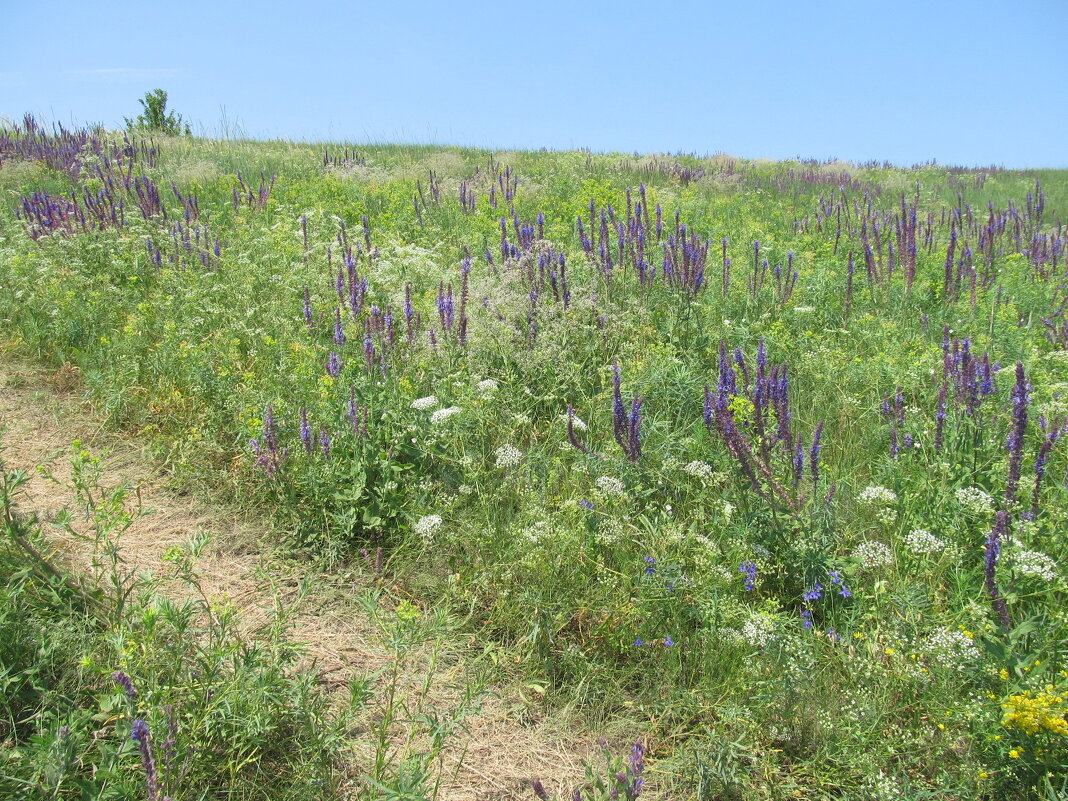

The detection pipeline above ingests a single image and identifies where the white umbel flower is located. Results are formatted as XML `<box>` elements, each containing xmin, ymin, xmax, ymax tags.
<box><xmin>410</xmin><ymin>395</ymin><xmax>438</xmax><ymax>410</ymax></box>
<box><xmin>494</xmin><ymin>444</ymin><xmax>523</xmax><ymax>469</ymax></box>
<box><xmin>852</xmin><ymin>540</ymin><xmax>894</xmax><ymax>567</ymax></box>
<box><xmin>429</xmin><ymin>405</ymin><xmax>462</xmax><ymax>424</ymax></box>
<box><xmin>414</xmin><ymin>515</ymin><xmax>442</xmax><ymax>543</ymax></box>
<box><xmin>858</xmin><ymin>486</ymin><xmax>897</xmax><ymax>505</ymax></box>
<box><xmin>595</xmin><ymin>476</ymin><xmax>626</xmax><ymax>495</ymax></box>
<box><xmin>1012</xmin><ymin>549</ymin><xmax>1057</xmax><ymax>582</ymax></box>
<box><xmin>955</xmin><ymin>486</ymin><xmax>995</xmax><ymax>515</ymax></box>
<box><xmin>562</xmin><ymin>412</ymin><xmax>588</xmax><ymax>431</ymax></box>
<box><xmin>683</xmin><ymin>460</ymin><xmax>715</xmax><ymax>480</ymax></box>
<box><xmin>904</xmin><ymin>529</ymin><xmax>946</xmax><ymax>555</ymax></box>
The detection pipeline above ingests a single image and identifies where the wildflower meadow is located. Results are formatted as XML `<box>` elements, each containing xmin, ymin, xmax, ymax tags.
<box><xmin>1</xmin><ymin>113</ymin><xmax>1067</xmax><ymax>799</ymax></box>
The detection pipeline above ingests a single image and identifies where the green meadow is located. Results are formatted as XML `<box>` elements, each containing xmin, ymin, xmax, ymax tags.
<box><xmin>1</xmin><ymin>117</ymin><xmax>1067</xmax><ymax>799</ymax></box>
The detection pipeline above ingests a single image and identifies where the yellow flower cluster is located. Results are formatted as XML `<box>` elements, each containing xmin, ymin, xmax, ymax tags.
<box><xmin>1001</xmin><ymin>690</ymin><xmax>1068</xmax><ymax>736</ymax></box>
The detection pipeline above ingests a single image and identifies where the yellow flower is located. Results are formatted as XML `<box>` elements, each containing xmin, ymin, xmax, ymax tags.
<box><xmin>1002</xmin><ymin>691</ymin><xmax>1068</xmax><ymax>736</ymax></box>
<box><xmin>1009</xmin><ymin>749</ymin><xmax>1022</xmax><ymax>759</ymax></box>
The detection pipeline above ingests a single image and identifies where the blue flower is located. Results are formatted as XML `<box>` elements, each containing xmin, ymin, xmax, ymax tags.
<box><xmin>829</xmin><ymin>570</ymin><xmax>852</xmax><ymax>597</ymax></box>
<box><xmin>664</xmin><ymin>636</ymin><xmax>675</xmax><ymax>647</ymax></box>
<box><xmin>634</xmin><ymin>638</ymin><xmax>645</xmax><ymax>647</ymax></box>
<box><xmin>739</xmin><ymin>561</ymin><xmax>758</xmax><ymax>591</ymax></box>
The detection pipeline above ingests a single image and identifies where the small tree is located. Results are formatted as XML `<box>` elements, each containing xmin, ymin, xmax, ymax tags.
<box><xmin>125</xmin><ymin>89</ymin><xmax>190</xmax><ymax>136</ymax></box>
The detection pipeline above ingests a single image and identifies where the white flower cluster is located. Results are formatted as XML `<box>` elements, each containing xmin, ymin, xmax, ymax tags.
<box><xmin>523</xmin><ymin>520</ymin><xmax>550</xmax><ymax>544</ymax></box>
<box><xmin>595</xmin><ymin>475</ymin><xmax>626</xmax><ymax>495</ymax></box>
<box><xmin>904</xmin><ymin>529</ymin><xmax>945</xmax><ymax>555</ymax></box>
<box><xmin>862</xmin><ymin>772</ymin><xmax>904</xmax><ymax>801</ymax></box>
<box><xmin>923</xmin><ymin>628</ymin><xmax>981</xmax><ymax>671</ymax></box>
<box><xmin>858</xmin><ymin>485</ymin><xmax>898</xmax><ymax>505</ymax></box>
<box><xmin>429</xmin><ymin>405</ymin><xmax>462</xmax><ymax>424</ymax></box>
<box><xmin>595</xmin><ymin>518</ymin><xmax>625</xmax><ymax>546</ymax></box>
<box><xmin>955</xmin><ymin>486</ymin><xmax>995</xmax><ymax>516</ymax></box>
<box><xmin>475</xmin><ymin>378</ymin><xmax>498</xmax><ymax>394</ymax></box>
<box><xmin>414</xmin><ymin>514</ymin><xmax>442</xmax><ymax>543</ymax></box>
<box><xmin>494</xmin><ymin>443</ymin><xmax>523</xmax><ymax>469</ymax></box>
<box><xmin>562</xmin><ymin>412</ymin><xmax>588</xmax><ymax>431</ymax></box>
<box><xmin>852</xmin><ymin>540</ymin><xmax>894</xmax><ymax>567</ymax></box>
<box><xmin>410</xmin><ymin>395</ymin><xmax>438</xmax><ymax>410</ymax></box>
<box><xmin>707</xmin><ymin>564</ymin><xmax>736</xmax><ymax>584</ymax></box>
<box><xmin>1011</xmin><ymin>548</ymin><xmax>1057</xmax><ymax>582</ymax></box>
<box><xmin>875</xmin><ymin>507</ymin><xmax>898</xmax><ymax>526</ymax></box>
<box><xmin>683</xmin><ymin>460</ymin><xmax>716</xmax><ymax>481</ymax></box>
<box><xmin>739</xmin><ymin>612</ymin><xmax>777</xmax><ymax>649</ymax></box>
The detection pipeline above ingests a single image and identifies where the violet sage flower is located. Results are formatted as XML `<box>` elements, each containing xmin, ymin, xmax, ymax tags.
<box><xmin>112</xmin><ymin>670</ymin><xmax>138</xmax><ymax>699</ymax></box>
<box><xmin>131</xmin><ymin>719</ymin><xmax>161</xmax><ymax>801</ymax></box>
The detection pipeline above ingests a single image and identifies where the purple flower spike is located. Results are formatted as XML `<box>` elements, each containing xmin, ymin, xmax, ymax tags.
<box><xmin>327</xmin><ymin>352</ymin><xmax>342</xmax><ymax>378</ymax></box>
<box><xmin>112</xmin><ymin>670</ymin><xmax>138</xmax><ymax>699</ymax></box>
<box><xmin>739</xmin><ymin>561</ymin><xmax>758</xmax><ymax>591</ymax></box>
<box><xmin>985</xmin><ymin>510</ymin><xmax>1012</xmax><ymax>628</ymax></box>
<box><xmin>363</xmin><ymin>331</ymin><xmax>375</xmax><ymax>369</ymax></box>
<box><xmin>333</xmin><ymin>309</ymin><xmax>346</xmax><ymax>346</ymax></box>
<box><xmin>131</xmin><ymin>719</ymin><xmax>160</xmax><ymax>801</ymax></box>
<box><xmin>302</xmin><ymin>286</ymin><xmax>313</xmax><ymax>328</ymax></box>
<box><xmin>628</xmin><ymin>741</ymin><xmax>646</xmax><ymax>798</ymax></box>
<box><xmin>300</xmin><ymin>407</ymin><xmax>312</xmax><ymax>453</ymax></box>
<box><xmin>1005</xmin><ymin>362</ymin><xmax>1030</xmax><ymax>503</ymax></box>
<box><xmin>808</xmin><ymin>420</ymin><xmax>825</xmax><ymax>486</ymax></box>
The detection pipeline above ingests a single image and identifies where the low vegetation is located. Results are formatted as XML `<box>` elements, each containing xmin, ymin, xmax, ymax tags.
<box><xmin>1</xmin><ymin>112</ymin><xmax>1066</xmax><ymax>799</ymax></box>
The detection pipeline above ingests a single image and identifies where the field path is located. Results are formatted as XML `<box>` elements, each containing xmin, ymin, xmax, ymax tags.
<box><xmin>0</xmin><ymin>359</ymin><xmax>594</xmax><ymax>800</ymax></box>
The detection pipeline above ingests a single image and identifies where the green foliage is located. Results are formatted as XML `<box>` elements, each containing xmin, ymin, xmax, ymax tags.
<box><xmin>125</xmin><ymin>89</ymin><xmax>190</xmax><ymax>136</ymax></box>
<box><xmin>0</xmin><ymin>450</ymin><xmax>344</xmax><ymax>798</ymax></box>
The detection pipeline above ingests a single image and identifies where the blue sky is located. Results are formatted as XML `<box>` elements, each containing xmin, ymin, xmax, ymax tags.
<box><xmin>3</xmin><ymin>0</ymin><xmax>1066</xmax><ymax>167</ymax></box>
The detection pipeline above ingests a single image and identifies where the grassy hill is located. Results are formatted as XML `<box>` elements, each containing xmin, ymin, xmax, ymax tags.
<box><xmin>2</xmin><ymin>117</ymin><xmax>1067</xmax><ymax>799</ymax></box>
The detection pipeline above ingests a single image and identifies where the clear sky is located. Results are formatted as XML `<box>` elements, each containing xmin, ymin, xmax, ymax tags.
<box><xmin>3</xmin><ymin>0</ymin><xmax>1066</xmax><ymax>167</ymax></box>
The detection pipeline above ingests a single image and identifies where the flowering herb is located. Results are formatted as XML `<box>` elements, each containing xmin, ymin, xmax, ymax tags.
<box><xmin>828</xmin><ymin>570</ymin><xmax>852</xmax><ymax>597</ymax></box>
<box><xmin>739</xmin><ymin>561</ymin><xmax>758</xmax><ymax>591</ymax></box>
